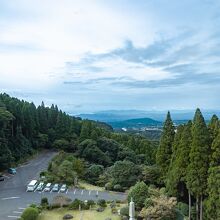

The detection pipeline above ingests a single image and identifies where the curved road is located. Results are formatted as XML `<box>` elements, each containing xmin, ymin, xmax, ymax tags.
<box><xmin>0</xmin><ymin>151</ymin><xmax>126</xmax><ymax>220</ymax></box>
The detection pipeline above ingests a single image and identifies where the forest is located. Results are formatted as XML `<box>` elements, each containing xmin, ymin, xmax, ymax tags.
<box><xmin>0</xmin><ymin>93</ymin><xmax>157</xmax><ymax>191</ymax></box>
<box><xmin>0</xmin><ymin>93</ymin><xmax>219</xmax><ymax>220</ymax></box>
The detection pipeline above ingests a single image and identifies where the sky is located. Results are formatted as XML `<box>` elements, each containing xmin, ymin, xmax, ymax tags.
<box><xmin>0</xmin><ymin>0</ymin><xmax>220</xmax><ymax>114</ymax></box>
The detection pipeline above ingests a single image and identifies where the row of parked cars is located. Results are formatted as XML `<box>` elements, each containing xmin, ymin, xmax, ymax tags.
<box><xmin>0</xmin><ymin>168</ymin><xmax>17</xmax><ymax>181</ymax></box>
<box><xmin>27</xmin><ymin>180</ymin><xmax>67</xmax><ymax>193</ymax></box>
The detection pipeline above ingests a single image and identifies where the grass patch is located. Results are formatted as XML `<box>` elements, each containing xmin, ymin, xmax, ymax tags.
<box><xmin>38</xmin><ymin>207</ymin><xmax>120</xmax><ymax>220</ymax></box>
<box><xmin>78</xmin><ymin>181</ymin><xmax>104</xmax><ymax>192</ymax></box>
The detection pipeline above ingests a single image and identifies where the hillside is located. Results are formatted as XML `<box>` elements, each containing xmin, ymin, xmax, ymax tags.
<box><xmin>109</xmin><ymin>117</ymin><xmax>162</xmax><ymax>129</ymax></box>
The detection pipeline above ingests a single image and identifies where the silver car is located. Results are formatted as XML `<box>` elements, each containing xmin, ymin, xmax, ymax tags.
<box><xmin>60</xmin><ymin>184</ymin><xmax>67</xmax><ymax>193</ymax></box>
<box><xmin>44</xmin><ymin>183</ymin><xmax>52</xmax><ymax>192</ymax></box>
<box><xmin>52</xmin><ymin>184</ymin><xmax>59</xmax><ymax>192</ymax></box>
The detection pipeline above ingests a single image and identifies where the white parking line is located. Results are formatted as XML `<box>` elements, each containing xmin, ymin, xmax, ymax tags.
<box><xmin>73</xmin><ymin>189</ymin><xmax>76</xmax><ymax>194</ymax></box>
<box><xmin>66</xmin><ymin>189</ymin><xmax>68</xmax><ymax>194</ymax></box>
<box><xmin>58</xmin><ymin>189</ymin><xmax>61</xmax><ymax>194</ymax></box>
<box><xmin>81</xmin><ymin>190</ymin><xmax>84</xmax><ymax>195</ymax></box>
<box><xmin>2</xmin><ymin>197</ymin><xmax>20</xmax><ymax>200</ymax></box>
<box><xmin>18</xmin><ymin>207</ymin><xmax>25</xmax><ymax>210</ymax></box>
<box><xmin>89</xmin><ymin>190</ymin><xmax>91</xmax><ymax>196</ymax></box>
<box><xmin>13</xmin><ymin>211</ymin><xmax>22</xmax><ymax>214</ymax></box>
<box><xmin>8</xmin><ymin>216</ymin><xmax>20</xmax><ymax>218</ymax></box>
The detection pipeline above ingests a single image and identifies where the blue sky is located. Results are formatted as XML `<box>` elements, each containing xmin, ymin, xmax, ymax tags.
<box><xmin>0</xmin><ymin>0</ymin><xmax>220</xmax><ymax>114</ymax></box>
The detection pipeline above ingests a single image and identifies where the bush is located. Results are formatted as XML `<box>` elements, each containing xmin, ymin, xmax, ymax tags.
<box><xmin>41</xmin><ymin>197</ymin><xmax>49</xmax><ymax>206</ymax></box>
<box><xmin>87</xmin><ymin>200</ymin><xmax>95</xmax><ymax>207</ymax></box>
<box><xmin>144</xmin><ymin>198</ymin><xmax>154</xmax><ymax>208</ymax></box>
<box><xmin>120</xmin><ymin>206</ymin><xmax>129</xmax><ymax>217</ymax></box>
<box><xmin>21</xmin><ymin>207</ymin><xmax>39</xmax><ymax>220</ymax></box>
<box><xmin>105</xmin><ymin>182</ymin><xmax>113</xmax><ymax>191</ymax></box>
<box><xmin>113</xmin><ymin>184</ymin><xmax>122</xmax><ymax>191</ymax></box>
<box><xmin>97</xmin><ymin>199</ymin><xmax>107</xmax><ymax>207</ymax></box>
<box><xmin>112</xmin><ymin>207</ymin><xmax>117</xmax><ymax>214</ymax></box>
<box><xmin>69</xmin><ymin>199</ymin><xmax>84</xmax><ymax>210</ymax></box>
<box><xmin>29</xmin><ymin>204</ymin><xmax>37</xmax><ymax>209</ymax></box>
<box><xmin>128</xmin><ymin>181</ymin><xmax>149</xmax><ymax>210</ymax></box>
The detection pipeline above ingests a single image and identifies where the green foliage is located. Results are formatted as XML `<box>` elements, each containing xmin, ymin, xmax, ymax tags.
<box><xmin>141</xmin><ymin>165</ymin><xmax>160</xmax><ymax>186</ymax></box>
<box><xmin>21</xmin><ymin>207</ymin><xmax>39</xmax><ymax>220</ymax></box>
<box><xmin>46</xmin><ymin>152</ymin><xmax>86</xmax><ymax>184</ymax></box>
<box><xmin>176</xmin><ymin>202</ymin><xmax>189</xmax><ymax>216</ymax></box>
<box><xmin>68</xmin><ymin>199</ymin><xmax>84</xmax><ymax>210</ymax></box>
<box><xmin>205</xmin><ymin>166</ymin><xmax>220</xmax><ymax>219</ymax></box>
<box><xmin>97</xmin><ymin>199</ymin><xmax>107</xmax><ymax>207</ymax></box>
<box><xmin>52</xmin><ymin>139</ymin><xmax>70</xmax><ymax>150</ymax></box>
<box><xmin>41</xmin><ymin>197</ymin><xmax>49</xmax><ymax>207</ymax></box>
<box><xmin>120</xmin><ymin>206</ymin><xmax>129</xmax><ymax>217</ymax></box>
<box><xmin>107</xmin><ymin>160</ymin><xmax>142</xmax><ymax>189</ymax></box>
<box><xmin>166</xmin><ymin>122</ymin><xmax>192</xmax><ymax>198</ymax></box>
<box><xmin>85</xmin><ymin>164</ymin><xmax>104</xmax><ymax>184</ymax></box>
<box><xmin>128</xmin><ymin>181</ymin><xmax>149</xmax><ymax>210</ymax></box>
<box><xmin>186</xmin><ymin>109</ymin><xmax>210</xmax><ymax>197</ymax></box>
<box><xmin>156</xmin><ymin>111</ymin><xmax>175</xmax><ymax>180</ymax></box>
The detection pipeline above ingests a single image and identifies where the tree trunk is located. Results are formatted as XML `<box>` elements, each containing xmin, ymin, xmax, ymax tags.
<box><xmin>200</xmin><ymin>195</ymin><xmax>203</xmax><ymax>220</ymax></box>
<box><xmin>196</xmin><ymin>196</ymin><xmax>199</xmax><ymax>220</ymax></box>
<box><xmin>189</xmin><ymin>191</ymin><xmax>191</xmax><ymax>220</ymax></box>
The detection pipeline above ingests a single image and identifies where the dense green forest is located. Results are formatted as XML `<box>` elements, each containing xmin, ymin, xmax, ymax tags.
<box><xmin>0</xmin><ymin>93</ymin><xmax>157</xmax><ymax>186</ymax></box>
<box><xmin>156</xmin><ymin>110</ymin><xmax>220</xmax><ymax>220</ymax></box>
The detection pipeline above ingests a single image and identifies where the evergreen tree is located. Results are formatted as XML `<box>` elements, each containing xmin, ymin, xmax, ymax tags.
<box><xmin>208</xmin><ymin>114</ymin><xmax>219</xmax><ymax>143</ymax></box>
<box><xmin>186</xmin><ymin>109</ymin><xmax>210</xmax><ymax>220</ymax></box>
<box><xmin>205</xmin><ymin>127</ymin><xmax>220</xmax><ymax>219</ymax></box>
<box><xmin>156</xmin><ymin>111</ymin><xmax>175</xmax><ymax>180</ymax></box>
<box><xmin>166</xmin><ymin>124</ymin><xmax>184</xmax><ymax>196</ymax></box>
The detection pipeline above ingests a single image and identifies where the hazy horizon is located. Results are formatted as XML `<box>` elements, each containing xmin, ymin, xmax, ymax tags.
<box><xmin>1</xmin><ymin>0</ymin><xmax>220</xmax><ymax>113</ymax></box>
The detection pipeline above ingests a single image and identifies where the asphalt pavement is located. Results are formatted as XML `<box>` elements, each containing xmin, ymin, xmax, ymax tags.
<box><xmin>0</xmin><ymin>151</ymin><xmax>126</xmax><ymax>220</ymax></box>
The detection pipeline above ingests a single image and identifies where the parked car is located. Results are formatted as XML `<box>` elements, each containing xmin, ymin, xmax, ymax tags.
<box><xmin>36</xmin><ymin>182</ymin><xmax>44</xmax><ymax>191</ymax></box>
<box><xmin>60</xmin><ymin>184</ymin><xmax>67</xmax><ymax>192</ymax></box>
<box><xmin>44</xmin><ymin>183</ymin><xmax>52</xmax><ymax>192</ymax></box>
<box><xmin>0</xmin><ymin>175</ymin><xmax>4</xmax><ymax>181</ymax></box>
<box><xmin>27</xmin><ymin>180</ymin><xmax>38</xmax><ymax>192</ymax></box>
<box><xmin>8</xmin><ymin>168</ymin><xmax>16</xmax><ymax>174</ymax></box>
<box><xmin>52</xmin><ymin>184</ymin><xmax>59</xmax><ymax>192</ymax></box>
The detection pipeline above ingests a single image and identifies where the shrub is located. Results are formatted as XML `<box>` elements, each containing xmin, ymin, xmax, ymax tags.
<box><xmin>112</xmin><ymin>207</ymin><xmax>117</xmax><ymax>214</ymax></box>
<box><xmin>21</xmin><ymin>207</ymin><xmax>39</xmax><ymax>220</ymax></box>
<box><xmin>113</xmin><ymin>184</ymin><xmax>122</xmax><ymax>191</ymax></box>
<box><xmin>87</xmin><ymin>200</ymin><xmax>95</xmax><ymax>207</ymax></box>
<box><xmin>128</xmin><ymin>181</ymin><xmax>149</xmax><ymax>210</ymax></box>
<box><xmin>97</xmin><ymin>199</ymin><xmax>107</xmax><ymax>207</ymax></box>
<box><xmin>105</xmin><ymin>182</ymin><xmax>113</xmax><ymax>191</ymax></box>
<box><xmin>29</xmin><ymin>204</ymin><xmax>37</xmax><ymax>209</ymax></box>
<box><xmin>69</xmin><ymin>199</ymin><xmax>84</xmax><ymax>210</ymax></box>
<box><xmin>120</xmin><ymin>206</ymin><xmax>129</xmax><ymax>217</ymax></box>
<box><xmin>41</xmin><ymin>197</ymin><xmax>49</xmax><ymax>206</ymax></box>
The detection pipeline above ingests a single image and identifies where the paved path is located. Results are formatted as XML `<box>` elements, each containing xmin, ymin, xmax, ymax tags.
<box><xmin>0</xmin><ymin>151</ymin><xmax>126</xmax><ymax>220</ymax></box>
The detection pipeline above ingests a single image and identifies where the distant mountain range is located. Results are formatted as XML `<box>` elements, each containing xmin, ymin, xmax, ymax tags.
<box><xmin>78</xmin><ymin>109</ymin><xmax>220</xmax><ymax>122</ymax></box>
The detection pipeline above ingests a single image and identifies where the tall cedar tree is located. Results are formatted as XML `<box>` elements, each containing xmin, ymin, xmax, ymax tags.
<box><xmin>205</xmin><ymin>127</ymin><xmax>220</xmax><ymax>219</ymax></box>
<box><xmin>186</xmin><ymin>109</ymin><xmax>210</xmax><ymax>220</ymax></box>
<box><xmin>166</xmin><ymin>124</ymin><xmax>184</xmax><ymax>196</ymax></box>
<box><xmin>156</xmin><ymin>111</ymin><xmax>175</xmax><ymax>180</ymax></box>
<box><xmin>208</xmin><ymin>114</ymin><xmax>219</xmax><ymax>143</ymax></box>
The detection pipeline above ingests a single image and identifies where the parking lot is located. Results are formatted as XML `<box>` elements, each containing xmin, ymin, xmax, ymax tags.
<box><xmin>0</xmin><ymin>151</ymin><xmax>126</xmax><ymax>220</ymax></box>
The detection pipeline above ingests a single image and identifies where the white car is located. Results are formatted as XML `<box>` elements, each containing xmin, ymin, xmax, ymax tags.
<box><xmin>60</xmin><ymin>184</ymin><xmax>67</xmax><ymax>193</ymax></box>
<box><xmin>27</xmin><ymin>180</ymin><xmax>38</xmax><ymax>192</ymax></box>
<box><xmin>44</xmin><ymin>183</ymin><xmax>52</xmax><ymax>192</ymax></box>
